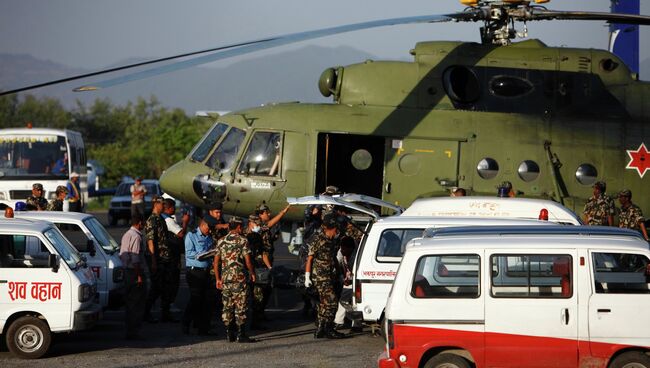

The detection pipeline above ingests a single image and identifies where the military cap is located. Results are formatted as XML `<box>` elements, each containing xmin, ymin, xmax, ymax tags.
<box><xmin>593</xmin><ymin>181</ymin><xmax>606</xmax><ymax>192</ymax></box>
<box><xmin>55</xmin><ymin>185</ymin><xmax>68</xmax><ymax>195</ymax></box>
<box><xmin>323</xmin><ymin>185</ymin><xmax>340</xmax><ymax>195</ymax></box>
<box><xmin>229</xmin><ymin>217</ymin><xmax>244</xmax><ymax>226</ymax></box>
<box><xmin>322</xmin><ymin>213</ymin><xmax>338</xmax><ymax>228</ymax></box>
<box><xmin>498</xmin><ymin>181</ymin><xmax>512</xmax><ymax>191</ymax></box>
<box><xmin>618</xmin><ymin>189</ymin><xmax>632</xmax><ymax>198</ymax></box>
<box><xmin>248</xmin><ymin>214</ymin><xmax>261</xmax><ymax>223</ymax></box>
<box><xmin>204</xmin><ymin>215</ymin><xmax>218</xmax><ymax>227</ymax></box>
<box><xmin>207</xmin><ymin>202</ymin><xmax>223</xmax><ymax>211</ymax></box>
<box><xmin>151</xmin><ymin>195</ymin><xmax>164</xmax><ymax>204</ymax></box>
<box><xmin>257</xmin><ymin>204</ymin><xmax>270</xmax><ymax>213</ymax></box>
<box><xmin>32</xmin><ymin>183</ymin><xmax>44</xmax><ymax>191</ymax></box>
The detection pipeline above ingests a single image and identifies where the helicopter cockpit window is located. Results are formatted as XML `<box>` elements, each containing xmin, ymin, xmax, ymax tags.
<box><xmin>489</xmin><ymin>76</ymin><xmax>534</xmax><ymax>98</ymax></box>
<box><xmin>477</xmin><ymin>158</ymin><xmax>499</xmax><ymax>180</ymax></box>
<box><xmin>443</xmin><ymin>66</ymin><xmax>480</xmax><ymax>104</ymax></box>
<box><xmin>238</xmin><ymin>132</ymin><xmax>282</xmax><ymax>176</ymax></box>
<box><xmin>190</xmin><ymin>122</ymin><xmax>229</xmax><ymax>162</ymax></box>
<box><xmin>575</xmin><ymin>164</ymin><xmax>598</xmax><ymax>186</ymax></box>
<box><xmin>206</xmin><ymin>127</ymin><xmax>246</xmax><ymax>173</ymax></box>
<box><xmin>518</xmin><ymin>160</ymin><xmax>540</xmax><ymax>182</ymax></box>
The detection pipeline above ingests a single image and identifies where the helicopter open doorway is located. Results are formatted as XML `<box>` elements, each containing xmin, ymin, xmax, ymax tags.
<box><xmin>315</xmin><ymin>133</ymin><xmax>384</xmax><ymax>198</ymax></box>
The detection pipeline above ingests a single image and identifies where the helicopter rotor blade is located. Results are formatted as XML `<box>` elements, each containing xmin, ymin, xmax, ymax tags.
<box><xmin>522</xmin><ymin>9</ymin><xmax>650</xmax><ymax>25</ymax></box>
<box><xmin>0</xmin><ymin>13</ymin><xmax>455</xmax><ymax>96</ymax></box>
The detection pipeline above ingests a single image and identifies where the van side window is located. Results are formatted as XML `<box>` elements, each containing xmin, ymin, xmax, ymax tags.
<box><xmin>491</xmin><ymin>254</ymin><xmax>572</xmax><ymax>298</ymax></box>
<box><xmin>56</xmin><ymin>223</ymin><xmax>91</xmax><ymax>252</ymax></box>
<box><xmin>410</xmin><ymin>254</ymin><xmax>480</xmax><ymax>298</ymax></box>
<box><xmin>0</xmin><ymin>234</ymin><xmax>51</xmax><ymax>268</ymax></box>
<box><xmin>592</xmin><ymin>253</ymin><xmax>650</xmax><ymax>294</ymax></box>
<box><xmin>376</xmin><ymin>229</ymin><xmax>424</xmax><ymax>262</ymax></box>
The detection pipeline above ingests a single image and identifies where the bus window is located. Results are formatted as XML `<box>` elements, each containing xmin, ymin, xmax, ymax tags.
<box><xmin>0</xmin><ymin>135</ymin><xmax>67</xmax><ymax>178</ymax></box>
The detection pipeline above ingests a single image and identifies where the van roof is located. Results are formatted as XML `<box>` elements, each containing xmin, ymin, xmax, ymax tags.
<box><xmin>407</xmin><ymin>225</ymin><xmax>649</xmax><ymax>252</ymax></box>
<box><xmin>401</xmin><ymin>197</ymin><xmax>581</xmax><ymax>225</ymax></box>
<box><xmin>0</xmin><ymin>218</ymin><xmax>55</xmax><ymax>233</ymax></box>
<box><xmin>373</xmin><ymin>216</ymin><xmax>554</xmax><ymax>227</ymax></box>
<box><xmin>15</xmin><ymin>211</ymin><xmax>94</xmax><ymax>222</ymax></box>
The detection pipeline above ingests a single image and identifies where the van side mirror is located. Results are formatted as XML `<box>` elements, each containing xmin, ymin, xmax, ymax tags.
<box><xmin>48</xmin><ymin>254</ymin><xmax>59</xmax><ymax>273</ymax></box>
<box><xmin>87</xmin><ymin>239</ymin><xmax>96</xmax><ymax>257</ymax></box>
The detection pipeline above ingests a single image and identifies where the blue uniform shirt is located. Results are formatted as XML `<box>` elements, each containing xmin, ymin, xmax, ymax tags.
<box><xmin>184</xmin><ymin>227</ymin><xmax>212</xmax><ymax>268</ymax></box>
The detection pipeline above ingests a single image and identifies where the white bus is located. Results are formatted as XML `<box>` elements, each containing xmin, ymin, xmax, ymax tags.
<box><xmin>0</xmin><ymin>127</ymin><xmax>87</xmax><ymax>208</ymax></box>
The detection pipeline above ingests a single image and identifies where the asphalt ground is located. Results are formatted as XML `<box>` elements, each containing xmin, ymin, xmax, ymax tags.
<box><xmin>0</xmin><ymin>211</ymin><xmax>384</xmax><ymax>367</ymax></box>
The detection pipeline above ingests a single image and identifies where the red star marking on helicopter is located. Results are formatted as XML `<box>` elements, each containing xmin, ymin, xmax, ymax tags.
<box><xmin>626</xmin><ymin>143</ymin><xmax>650</xmax><ymax>178</ymax></box>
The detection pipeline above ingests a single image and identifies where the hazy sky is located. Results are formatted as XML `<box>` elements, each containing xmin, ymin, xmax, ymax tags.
<box><xmin>0</xmin><ymin>0</ymin><xmax>648</xmax><ymax>82</ymax></box>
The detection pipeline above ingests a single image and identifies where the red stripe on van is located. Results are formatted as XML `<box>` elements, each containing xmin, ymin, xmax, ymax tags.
<box><xmin>387</xmin><ymin>325</ymin><xmax>639</xmax><ymax>368</ymax></box>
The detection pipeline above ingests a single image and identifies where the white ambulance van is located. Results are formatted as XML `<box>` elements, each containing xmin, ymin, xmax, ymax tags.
<box><xmin>0</xmin><ymin>219</ymin><xmax>100</xmax><ymax>359</ymax></box>
<box><xmin>351</xmin><ymin>197</ymin><xmax>580</xmax><ymax>327</ymax></box>
<box><xmin>15</xmin><ymin>212</ymin><xmax>125</xmax><ymax>308</ymax></box>
<box><xmin>379</xmin><ymin>225</ymin><xmax>650</xmax><ymax>368</ymax></box>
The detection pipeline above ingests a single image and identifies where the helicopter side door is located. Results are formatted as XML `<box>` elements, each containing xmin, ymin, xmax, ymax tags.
<box><xmin>383</xmin><ymin>138</ymin><xmax>460</xmax><ymax>206</ymax></box>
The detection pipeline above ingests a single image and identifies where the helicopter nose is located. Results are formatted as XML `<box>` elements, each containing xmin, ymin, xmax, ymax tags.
<box><xmin>159</xmin><ymin>161</ymin><xmax>192</xmax><ymax>201</ymax></box>
<box><xmin>160</xmin><ymin>161</ymin><xmax>228</xmax><ymax>205</ymax></box>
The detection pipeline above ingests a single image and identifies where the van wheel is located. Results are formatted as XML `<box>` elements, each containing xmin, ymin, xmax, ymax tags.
<box><xmin>5</xmin><ymin>316</ymin><xmax>51</xmax><ymax>359</ymax></box>
<box><xmin>609</xmin><ymin>351</ymin><xmax>650</xmax><ymax>368</ymax></box>
<box><xmin>424</xmin><ymin>353</ymin><xmax>472</xmax><ymax>368</ymax></box>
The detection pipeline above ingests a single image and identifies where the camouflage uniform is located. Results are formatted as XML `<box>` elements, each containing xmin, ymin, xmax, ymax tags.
<box><xmin>345</xmin><ymin>222</ymin><xmax>364</xmax><ymax>245</ymax></box>
<box><xmin>46</xmin><ymin>199</ymin><xmax>63</xmax><ymax>211</ymax></box>
<box><xmin>307</xmin><ymin>230</ymin><xmax>339</xmax><ymax>324</ymax></box>
<box><xmin>583</xmin><ymin>194</ymin><xmax>616</xmax><ymax>226</ymax></box>
<box><xmin>25</xmin><ymin>195</ymin><xmax>47</xmax><ymax>211</ymax></box>
<box><xmin>144</xmin><ymin>212</ymin><xmax>175</xmax><ymax>319</ymax></box>
<box><xmin>245</xmin><ymin>226</ymin><xmax>268</xmax><ymax>321</ymax></box>
<box><xmin>619</xmin><ymin>203</ymin><xmax>645</xmax><ymax>231</ymax></box>
<box><xmin>217</xmin><ymin>232</ymin><xmax>252</xmax><ymax>327</ymax></box>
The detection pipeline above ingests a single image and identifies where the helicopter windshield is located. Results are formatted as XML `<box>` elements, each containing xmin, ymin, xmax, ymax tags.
<box><xmin>238</xmin><ymin>132</ymin><xmax>282</xmax><ymax>176</ymax></box>
<box><xmin>206</xmin><ymin>127</ymin><xmax>245</xmax><ymax>173</ymax></box>
<box><xmin>189</xmin><ymin>122</ymin><xmax>229</xmax><ymax>162</ymax></box>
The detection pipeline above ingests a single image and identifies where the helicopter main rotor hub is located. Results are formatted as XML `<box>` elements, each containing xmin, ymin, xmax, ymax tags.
<box><xmin>460</xmin><ymin>1</ymin><xmax>543</xmax><ymax>45</ymax></box>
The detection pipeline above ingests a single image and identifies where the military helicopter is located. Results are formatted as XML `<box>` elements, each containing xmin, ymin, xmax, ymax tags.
<box><xmin>3</xmin><ymin>0</ymin><xmax>650</xmax><ymax>222</ymax></box>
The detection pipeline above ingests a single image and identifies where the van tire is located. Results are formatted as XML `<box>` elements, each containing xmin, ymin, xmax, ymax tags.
<box><xmin>424</xmin><ymin>353</ymin><xmax>472</xmax><ymax>368</ymax></box>
<box><xmin>609</xmin><ymin>351</ymin><xmax>650</xmax><ymax>368</ymax></box>
<box><xmin>5</xmin><ymin>316</ymin><xmax>51</xmax><ymax>359</ymax></box>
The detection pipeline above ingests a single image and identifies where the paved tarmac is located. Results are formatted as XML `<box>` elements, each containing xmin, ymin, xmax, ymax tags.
<box><xmin>0</xmin><ymin>211</ymin><xmax>384</xmax><ymax>367</ymax></box>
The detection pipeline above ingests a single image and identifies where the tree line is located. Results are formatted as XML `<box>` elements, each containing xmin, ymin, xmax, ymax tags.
<box><xmin>0</xmin><ymin>94</ymin><xmax>212</xmax><ymax>187</ymax></box>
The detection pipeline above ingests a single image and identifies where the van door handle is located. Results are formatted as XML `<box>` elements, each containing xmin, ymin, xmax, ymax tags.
<box><xmin>597</xmin><ymin>309</ymin><xmax>611</xmax><ymax>313</ymax></box>
<box><xmin>561</xmin><ymin>308</ymin><xmax>569</xmax><ymax>325</ymax></box>
<box><xmin>0</xmin><ymin>280</ymin><xmax>7</xmax><ymax>284</ymax></box>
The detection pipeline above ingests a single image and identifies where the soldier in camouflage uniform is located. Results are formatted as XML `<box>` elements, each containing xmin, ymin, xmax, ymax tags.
<box><xmin>205</xmin><ymin>202</ymin><xmax>229</xmax><ymax>324</ymax></box>
<box><xmin>245</xmin><ymin>214</ymin><xmax>272</xmax><ymax>329</ymax></box>
<box><xmin>46</xmin><ymin>185</ymin><xmax>67</xmax><ymax>211</ymax></box>
<box><xmin>583</xmin><ymin>181</ymin><xmax>616</xmax><ymax>226</ymax></box>
<box><xmin>305</xmin><ymin>213</ymin><xmax>345</xmax><ymax>339</ymax></box>
<box><xmin>617</xmin><ymin>189</ymin><xmax>649</xmax><ymax>241</ymax></box>
<box><xmin>144</xmin><ymin>196</ymin><xmax>176</xmax><ymax>323</ymax></box>
<box><xmin>214</xmin><ymin>217</ymin><xmax>256</xmax><ymax>343</ymax></box>
<box><xmin>26</xmin><ymin>183</ymin><xmax>48</xmax><ymax>211</ymax></box>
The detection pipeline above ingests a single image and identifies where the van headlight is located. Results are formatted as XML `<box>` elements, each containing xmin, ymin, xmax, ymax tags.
<box><xmin>78</xmin><ymin>283</ymin><xmax>92</xmax><ymax>302</ymax></box>
<box><xmin>113</xmin><ymin>266</ymin><xmax>124</xmax><ymax>283</ymax></box>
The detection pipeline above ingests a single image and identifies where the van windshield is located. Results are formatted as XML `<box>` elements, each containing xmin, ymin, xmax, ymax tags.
<box><xmin>0</xmin><ymin>135</ymin><xmax>68</xmax><ymax>179</ymax></box>
<box><xmin>84</xmin><ymin>217</ymin><xmax>119</xmax><ymax>254</ymax></box>
<box><xmin>43</xmin><ymin>227</ymin><xmax>83</xmax><ymax>269</ymax></box>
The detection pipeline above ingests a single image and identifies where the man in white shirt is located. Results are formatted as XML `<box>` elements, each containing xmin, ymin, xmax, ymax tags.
<box><xmin>163</xmin><ymin>198</ymin><xmax>184</xmax><ymax>319</ymax></box>
<box><xmin>130</xmin><ymin>177</ymin><xmax>147</xmax><ymax>218</ymax></box>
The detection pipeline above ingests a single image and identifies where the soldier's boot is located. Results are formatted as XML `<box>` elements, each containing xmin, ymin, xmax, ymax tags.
<box><xmin>324</xmin><ymin>322</ymin><xmax>346</xmax><ymax>339</ymax></box>
<box><xmin>226</xmin><ymin>323</ymin><xmax>237</xmax><ymax>342</ymax></box>
<box><xmin>236</xmin><ymin>325</ymin><xmax>256</xmax><ymax>343</ymax></box>
<box><xmin>314</xmin><ymin>322</ymin><xmax>326</xmax><ymax>339</ymax></box>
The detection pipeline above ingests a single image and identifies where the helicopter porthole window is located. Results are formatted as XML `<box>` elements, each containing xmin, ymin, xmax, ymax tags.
<box><xmin>477</xmin><ymin>158</ymin><xmax>499</xmax><ymax>180</ymax></box>
<box><xmin>489</xmin><ymin>76</ymin><xmax>534</xmax><ymax>98</ymax></box>
<box><xmin>443</xmin><ymin>66</ymin><xmax>480</xmax><ymax>103</ymax></box>
<box><xmin>351</xmin><ymin>149</ymin><xmax>372</xmax><ymax>171</ymax></box>
<box><xmin>517</xmin><ymin>160</ymin><xmax>540</xmax><ymax>182</ymax></box>
<box><xmin>575</xmin><ymin>164</ymin><xmax>598</xmax><ymax>186</ymax></box>
<box><xmin>238</xmin><ymin>132</ymin><xmax>282</xmax><ymax>177</ymax></box>
<box><xmin>600</xmin><ymin>58</ymin><xmax>619</xmax><ymax>73</ymax></box>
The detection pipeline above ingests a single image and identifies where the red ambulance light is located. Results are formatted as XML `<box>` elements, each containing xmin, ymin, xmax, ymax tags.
<box><xmin>539</xmin><ymin>208</ymin><xmax>549</xmax><ymax>221</ymax></box>
<box><xmin>355</xmin><ymin>279</ymin><xmax>362</xmax><ymax>303</ymax></box>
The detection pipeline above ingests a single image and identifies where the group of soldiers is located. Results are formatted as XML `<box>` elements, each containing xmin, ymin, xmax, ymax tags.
<box><xmin>132</xmin><ymin>196</ymin><xmax>291</xmax><ymax>343</ymax></box>
<box><xmin>582</xmin><ymin>181</ymin><xmax>649</xmax><ymax>240</ymax></box>
<box><xmin>23</xmin><ymin>183</ymin><xmax>70</xmax><ymax>211</ymax></box>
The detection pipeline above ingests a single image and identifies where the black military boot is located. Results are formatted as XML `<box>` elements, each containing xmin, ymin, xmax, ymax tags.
<box><xmin>237</xmin><ymin>325</ymin><xmax>256</xmax><ymax>343</ymax></box>
<box><xmin>324</xmin><ymin>322</ymin><xmax>346</xmax><ymax>339</ymax></box>
<box><xmin>314</xmin><ymin>321</ymin><xmax>326</xmax><ymax>339</ymax></box>
<box><xmin>226</xmin><ymin>323</ymin><xmax>236</xmax><ymax>342</ymax></box>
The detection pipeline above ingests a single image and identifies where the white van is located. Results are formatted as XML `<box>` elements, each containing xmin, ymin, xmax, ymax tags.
<box><xmin>379</xmin><ymin>226</ymin><xmax>650</xmax><ymax>368</ymax></box>
<box><xmin>350</xmin><ymin>216</ymin><xmax>554</xmax><ymax>326</ymax></box>
<box><xmin>15</xmin><ymin>212</ymin><xmax>125</xmax><ymax>309</ymax></box>
<box><xmin>0</xmin><ymin>219</ymin><xmax>101</xmax><ymax>359</ymax></box>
